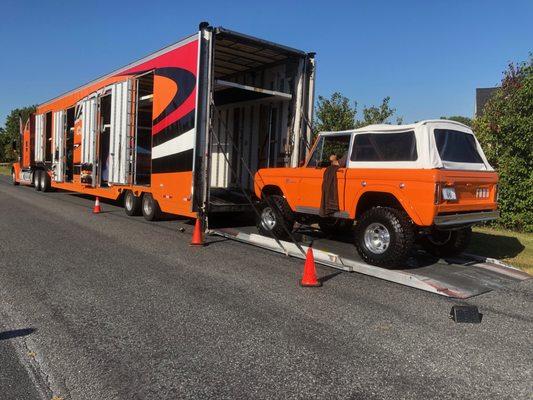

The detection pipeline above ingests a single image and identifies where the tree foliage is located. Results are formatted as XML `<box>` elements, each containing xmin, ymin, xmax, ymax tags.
<box><xmin>0</xmin><ymin>106</ymin><xmax>36</xmax><ymax>162</ymax></box>
<box><xmin>473</xmin><ymin>56</ymin><xmax>533</xmax><ymax>232</ymax></box>
<box><xmin>314</xmin><ymin>92</ymin><xmax>401</xmax><ymax>133</ymax></box>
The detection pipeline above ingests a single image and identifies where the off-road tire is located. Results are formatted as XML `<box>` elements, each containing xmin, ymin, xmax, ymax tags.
<box><xmin>33</xmin><ymin>170</ymin><xmax>42</xmax><ymax>191</ymax></box>
<box><xmin>420</xmin><ymin>227</ymin><xmax>472</xmax><ymax>258</ymax></box>
<box><xmin>12</xmin><ymin>169</ymin><xmax>19</xmax><ymax>186</ymax></box>
<box><xmin>256</xmin><ymin>195</ymin><xmax>294</xmax><ymax>240</ymax></box>
<box><xmin>40</xmin><ymin>170</ymin><xmax>51</xmax><ymax>192</ymax></box>
<box><xmin>124</xmin><ymin>190</ymin><xmax>142</xmax><ymax>216</ymax></box>
<box><xmin>354</xmin><ymin>207</ymin><xmax>415</xmax><ymax>268</ymax></box>
<box><xmin>141</xmin><ymin>193</ymin><xmax>161</xmax><ymax>221</ymax></box>
<box><xmin>319</xmin><ymin>218</ymin><xmax>353</xmax><ymax>236</ymax></box>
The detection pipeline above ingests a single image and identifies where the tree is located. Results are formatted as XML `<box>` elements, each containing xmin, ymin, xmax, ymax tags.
<box><xmin>0</xmin><ymin>106</ymin><xmax>36</xmax><ymax>162</ymax></box>
<box><xmin>314</xmin><ymin>92</ymin><xmax>357</xmax><ymax>132</ymax></box>
<box><xmin>440</xmin><ymin>115</ymin><xmax>472</xmax><ymax>127</ymax></box>
<box><xmin>314</xmin><ymin>92</ymin><xmax>401</xmax><ymax>134</ymax></box>
<box><xmin>473</xmin><ymin>56</ymin><xmax>533</xmax><ymax>232</ymax></box>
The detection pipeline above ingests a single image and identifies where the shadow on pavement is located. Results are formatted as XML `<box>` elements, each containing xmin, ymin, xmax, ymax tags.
<box><xmin>0</xmin><ymin>328</ymin><xmax>36</xmax><ymax>341</ymax></box>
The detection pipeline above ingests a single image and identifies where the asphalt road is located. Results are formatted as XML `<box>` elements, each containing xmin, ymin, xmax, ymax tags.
<box><xmin>0</xmin><ymin>175</ymin><xmax>532</xmax><ymax>400</ymax></box>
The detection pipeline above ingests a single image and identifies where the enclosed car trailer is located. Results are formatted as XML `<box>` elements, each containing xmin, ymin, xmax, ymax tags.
<box><xmin>13</xmin><ymin>22</ymin><xmax>316</xmax><ymax>220</ymax></box>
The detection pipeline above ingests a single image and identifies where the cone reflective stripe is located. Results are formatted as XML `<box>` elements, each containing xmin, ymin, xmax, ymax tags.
<box><xmin>190</xmin><ymin>217</ymin><xmax>204</xmax><ymax>246</ymax></box>
<box><xmin>300</xmin><ymin>247</ymin><xmax>321</xmax><ymax>287</ymax></box>
<box><xmin>93</xmin><ymin>196</ymin><xmax>102</xmax><ymax>214</ymax></box>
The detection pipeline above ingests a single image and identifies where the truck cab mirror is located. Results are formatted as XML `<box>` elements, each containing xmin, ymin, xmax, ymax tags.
<box><xmin>12</xmin><ymin>140</ymin><xmax>17</xmax><ymax>151</ymax></box>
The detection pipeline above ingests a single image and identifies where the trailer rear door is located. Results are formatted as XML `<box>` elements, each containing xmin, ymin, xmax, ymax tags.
<box><xmin>108</xmin><ymin>80</ymin><xmax>134</xmax><ymax>185</ymax></box>
<box><xmin>52</xmin><ymin>110</ymin><xmax>65</xmax><ymax>182</ymax></box>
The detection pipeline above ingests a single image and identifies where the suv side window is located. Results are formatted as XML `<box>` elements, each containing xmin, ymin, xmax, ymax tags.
<box><xmin>351</xmin><ymin>131</ymin><xmax>417</xmax><ymax>162</ymax></box>
<box><xmin>307</xmin><ymin>135</ymin><xmax>351</xmax><ymax>168</ymax></box>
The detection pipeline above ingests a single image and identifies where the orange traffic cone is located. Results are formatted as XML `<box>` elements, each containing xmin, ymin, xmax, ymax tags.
<box><xmin>190</xmin><ymin>217</ymin><xmax>204</xmax><ymax>246</ymax></box>
<box><xmin>93</xmin><ymin>196</ymin><xmax>102</xmax><ymax>214</ymax></box>
<box><xmin>300</xmin><ymin>247</ymin><xmax>322</xmax><ymax>287</ymax></box>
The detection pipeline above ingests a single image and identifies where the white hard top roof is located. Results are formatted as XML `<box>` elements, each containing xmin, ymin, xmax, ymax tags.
<box><xmin>320</xmin><ymin>119</ymin><xmax>471</xmax><ymax>135</ymax></box>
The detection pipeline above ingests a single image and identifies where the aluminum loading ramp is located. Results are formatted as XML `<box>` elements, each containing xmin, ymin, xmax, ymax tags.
<box><xmin>210</xmin><ymin>225</ymin><xmax>530</xmax><ymax>299</ymax></box>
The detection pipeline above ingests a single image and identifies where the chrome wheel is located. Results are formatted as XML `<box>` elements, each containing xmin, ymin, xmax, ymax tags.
<box><xmin>363</xmin><ymin>222</ymin><xmax>390</xmax><ymax>254</ymax></box>
<box><xmin>143</xmin><ymin>198</ymin><xmax>153</xmax><ymax>216</ymax></box>
<box><xmin>125</xmin><ymin>193</ymin><xmax>133</xmax><ymax>211</ymax></box>
<box><xmin>260</xmin><ymin>207</ymin><xmax>277</xmax><ymax>231</ymax></box>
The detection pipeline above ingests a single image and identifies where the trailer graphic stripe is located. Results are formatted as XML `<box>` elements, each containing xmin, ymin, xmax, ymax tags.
<box><xmin>152</xmin><ymin>128</ymin><xmax>195</xmax><ymax>160</ymax></box>
<box><xmin>152</xmin><ymin>149</ymin><xmax>194</xmax><ymax>173</ymax></box>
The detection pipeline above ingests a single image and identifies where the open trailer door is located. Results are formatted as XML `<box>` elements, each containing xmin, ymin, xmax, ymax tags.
<box><xmin>192</xmin><ymin>23</ymin><xmax>214</xmax><ymax>214</ymax></box>
<box><xmin>81</xmin><ymin>96</ymin><xmax>98</xmax><ymax>187</ymax></box>
<box><xmin>108</xmin><ymin>80</ymin><xmax>134</xmax><ymax>185</ymax></box>
<box><xmin>52</xmin><ymin>110</ymin><xmax>66</xmax><ymax>182</ymax></box>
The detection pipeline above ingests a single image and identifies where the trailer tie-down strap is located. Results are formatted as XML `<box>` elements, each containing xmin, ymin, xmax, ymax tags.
<box><xmin>210</xmin><ymin>103</ymin><xmax>307</xmax><ymax>257</ymax></box>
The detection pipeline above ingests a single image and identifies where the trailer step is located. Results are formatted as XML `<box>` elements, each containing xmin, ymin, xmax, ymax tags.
<box><xmin>210</xmin><ymin>226</ymin><xmax>531</xmax><ymax>299</ymax></box>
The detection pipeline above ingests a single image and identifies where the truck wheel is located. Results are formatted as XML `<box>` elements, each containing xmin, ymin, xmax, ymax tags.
<box><xmin>420</xmin><ymin>227</ymin><xmax>472</xmax><ymax>258</ymax></box>
<box><xmin>256</xmin><ymin>195</ymin><xmax>294</xmax><ymax>240</ymax></box>
<box><xmin>124</xmin><ymin>190</ymin><xmax>142</xmax><ymax>216</ymax></box>
<box><xmin>12</xmin><ymin>169</ymin><xmax>19</xmax><ymax>186</ymax></box>
<box><xmin>354</xmin><ymin>207</ymin><xmax>414</xmax><ymax>267</ymax></box>
<box><xmin>142</xmin><ymin>193</ymin><xmax>161</xmax><ymax>221</ymax></box>
<box><xmin>319</xmin><ymin>218</ymin><xmax>353</xmax><ymax>236</ymax></box>
<box><xmin>33</xmin><ymin>171</ymin><xmax>42</xmax><ymax>191</ymax></box>
<box><xmin>40</xmin><ymin>171</ymin><xmax>51</xmax><ymax>192</ymax></box>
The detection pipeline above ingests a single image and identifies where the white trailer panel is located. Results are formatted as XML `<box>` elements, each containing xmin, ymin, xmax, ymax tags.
<box><xmin>52</xmin><ymin>110</ymin><xmax>65</xmax><ymax>182</ymax></box>
<box><xmin>108</xmin><ymin>80</ymin><xmax>132</xmax><ymax>184</ymax></box>
<box><xmin>34</xmin><ymin>114</ymin><xmax>45</xmax><ymax>162</ymax></box>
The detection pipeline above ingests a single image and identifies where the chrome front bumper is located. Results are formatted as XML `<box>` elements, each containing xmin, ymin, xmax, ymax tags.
<box><xmin>433</xmin><ymin>210</ymin><xmax>500</xmax><ymax>227</ymax></box>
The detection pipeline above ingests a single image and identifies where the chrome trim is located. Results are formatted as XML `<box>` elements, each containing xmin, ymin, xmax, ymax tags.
<box><xmin>434</xmin><ymin>211</ymin><xmax>500</xmax><ymax>227</ymax></box>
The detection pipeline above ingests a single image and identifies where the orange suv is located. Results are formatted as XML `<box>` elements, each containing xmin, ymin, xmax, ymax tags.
<box><xmin>253</xmin><ymin>120</ymin><xmax>499</xmax><ymax>267</ymax></box>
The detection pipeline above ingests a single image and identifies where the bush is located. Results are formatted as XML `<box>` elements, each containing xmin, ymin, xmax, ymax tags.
<box><xmin>473</xmin><ymin>56</ymin><xmax>533</xmax><ymax>232</ymax></box>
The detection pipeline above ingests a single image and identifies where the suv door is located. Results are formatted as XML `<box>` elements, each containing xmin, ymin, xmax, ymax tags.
<box><xmin>290</xmin><ymin>133</ymin><xmax>351</xmax><ymax>213</ymax></box>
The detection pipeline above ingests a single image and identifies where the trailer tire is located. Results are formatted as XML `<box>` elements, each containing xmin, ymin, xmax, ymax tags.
<box><xmin>124</xmin><ymin>190</ymin><xmax>142</xmax><ymax>216</ymax></box>
<box><xmin>12</xmin><ymin>169</ymin><xmax>19</xmax><ymax>186</ymax></box>
<box><xmin>354</xmin><ymin>207</ymin><xmax>414</xmax><ymax>268</ymax></box>
<box><xmin>256</xmin><ymin>195</ymin><xmax>294</xmax><ymax>240</ymax></box>
<box><xmin>420</xmin><ymin>227</ymin><xmax>472</xmax><ymax>258</ymax></box>
<box><xmin>40</xmin><ymin>170</ymin><xmax>51</xmax><ymax>192</ymax></box>
<box><xmin>141</xmin><ymin>193</ymin><xmax>161</xmax><ymax>221</ymax></box>
<box><xmin>33</xmin><ymin>170</ymin><xmax>42</xmax><ymax>191</ymax></box>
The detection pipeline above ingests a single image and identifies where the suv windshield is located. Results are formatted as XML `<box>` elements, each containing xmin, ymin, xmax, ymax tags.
<box><xmin>434</xmin><ymin>129</ymin><xmax>483</xmax><ymax>163</ymax></box>
<box><xmin>307</xmin><ymin>135</ymin><xmax>351</xmax><ymax>168</ymax></box>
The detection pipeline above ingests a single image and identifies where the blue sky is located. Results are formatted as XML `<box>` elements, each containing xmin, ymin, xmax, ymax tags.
<box><xmin>1</xmin><ymin>0</ymin><xmax>531</xmax><ymax>124</ymax></box>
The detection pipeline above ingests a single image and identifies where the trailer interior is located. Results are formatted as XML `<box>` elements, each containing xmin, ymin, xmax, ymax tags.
<box><xmin>208</xmin><ymin>29</ymin><xmax>313</xmax><ymax>213</ymax></box>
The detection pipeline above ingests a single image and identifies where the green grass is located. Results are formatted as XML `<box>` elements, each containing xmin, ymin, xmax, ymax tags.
<box><xmin>470</xmin><ymin>226</ymin><xmax>533</xmax><ymax>275</ymax></box>
<box><xmin>0</xmin><ymin>164</ymin><xmax>11</xmax><ymax>175</ymax></box>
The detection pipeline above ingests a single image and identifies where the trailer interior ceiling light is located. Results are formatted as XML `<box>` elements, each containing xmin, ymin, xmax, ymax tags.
<box><xmin>449</xmin><ymin>305</ymin><xmax>482</xmax><ymax>323</ymax></box>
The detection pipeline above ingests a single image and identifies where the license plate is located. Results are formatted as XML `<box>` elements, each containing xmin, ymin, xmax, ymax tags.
<box><xmin>442</xmin><ymin>187</ymin><xmax>457</xmax><ymax>201</ymax></box>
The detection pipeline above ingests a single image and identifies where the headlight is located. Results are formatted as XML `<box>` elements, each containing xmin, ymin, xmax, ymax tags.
<box><xmin>442</xmin><ymin>187</ymin><xmax>457</xmax><ymax>201</ymax></box>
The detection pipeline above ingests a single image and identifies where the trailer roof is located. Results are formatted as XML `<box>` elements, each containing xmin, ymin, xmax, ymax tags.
<box><xmin>38</xmin><ymin>26</ymin><xmax>309</xmax><ymax>109</ymax></box>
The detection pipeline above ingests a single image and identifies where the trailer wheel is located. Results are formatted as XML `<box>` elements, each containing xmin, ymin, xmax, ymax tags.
<box><xmin>256</xmin><ymin>195</ymin><xmax>294</xmax><ymax>240</ymax></box>
<box><xmin>141</xmin><ymin>193</ymin><xmax>161</xmax><ymax>221</ymax></box>
<box><xmin>420</xmin><ymin>227</ymin><xmax>472</xmax><ymax>258</ymax></box>
<box><xmin>40</xmin><ymin>170</ymin><xmax>51</xmax><ymax>192</ymax></box>
<box><xmin>33</xmin><ymin>171</ymin><xmax>42</xmax><ymax>191</ymax></box>
<box><xmin>354</xmin><ymin>207</ymin><xmax>415</xmax><ymax>268</ymax></box>
<box><xmin>11</xmin><ymin>169</ymin><xmax>19</xmax><ymax>186</ymax></box>
<box><xmin>124</xmin><ymin>190</ymin><xmax>142</xmax><ymax>216</ymax></box>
